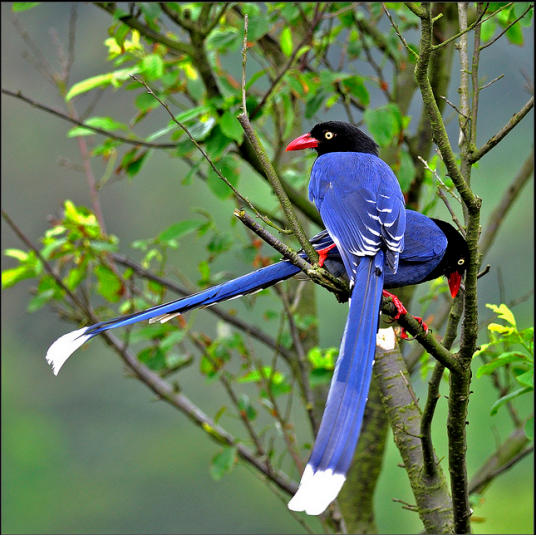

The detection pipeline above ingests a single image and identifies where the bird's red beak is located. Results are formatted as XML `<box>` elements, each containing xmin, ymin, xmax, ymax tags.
<box><xmin>286</xmin><ymin>133</ymin><xmax>319</xmax><ymax>151</ymax></box>
<box><xmin>448</xmin><ymin>271</ymin><xmax>462</xmax><ymax>298</ymax></box>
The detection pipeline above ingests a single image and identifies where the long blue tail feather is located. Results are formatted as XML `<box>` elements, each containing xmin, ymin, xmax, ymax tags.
<box><xmin>46</xmin><ymin>260</ymin><xmax>301</xmax><ymax>375</ymax></box>
<box><xmin>288</xmin><ymin>251</ymin><xmax>384</xmax><ymax>515</ymax></box>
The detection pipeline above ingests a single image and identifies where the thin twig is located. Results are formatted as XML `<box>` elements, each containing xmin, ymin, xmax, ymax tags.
<box><xmin>250</xmin><ymin>4</ymin><xmax>328</xmax><ymax>119</ymax></box>
<box><xmin>479</xmin><ymin>74</ymin><xmax>504</xmax><ymax>91</ymax></box>
<box><xmin>234</xmin><ymin>209</ymin><xmax>349</xmax><ymax>301</ymax></box>
<box><xmin>1</xmin><ymin>88</ymin><xmax>177</xmax><ymax>149</ymax></box>
<box><xmin>275</xmin><ymin>285</ymin><xmax>318</xmax><ymax>434</ymax></box>
<box><xmin>431</xmin><ymin>2</ymin><xmax>490</xmax><ymax>51</ymax></box>
<box><xmin>469</xmin><ymin>96</ymin><xmax>534</xmax><ymax>163</ymax></box>
<box><xmin>236</xmin><ymin>115</ymin><xmax>320</xmax><ymax>262</ymax></box>
<box><xmin>439</xmin><ymin>95</ymin><xmax>469</xmax><ymax>119</ymax></box>
<box><xmin>417</xmin><ymin>155</ymin><xmax>465</xmax><ymax>233</ymax></box>
<box><xmin>382</xmin><ymin>4</ymin><xmax>419</xmax><ymax>60</ymax></box>
<box><xmin>241</xmin><ymin>14</ymin><xmax>249</xmax><ymax>116</ymax></box>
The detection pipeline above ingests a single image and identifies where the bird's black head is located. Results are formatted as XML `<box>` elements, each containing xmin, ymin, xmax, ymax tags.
<box><xmin>286</xmin><ymin>121</ymin><xmax>379</xmax><ymax>157</ymax></box>
<box><xmin>431</xmin><ymin>218</ymin><xmax>470</xmax><ymax>298</ymax></box>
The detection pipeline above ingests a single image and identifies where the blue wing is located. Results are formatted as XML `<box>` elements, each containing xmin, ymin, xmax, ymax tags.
<box><xmin>309</xmin><ymin>153</ymin><xmax>405</xmax><ymax>278</ymax></box>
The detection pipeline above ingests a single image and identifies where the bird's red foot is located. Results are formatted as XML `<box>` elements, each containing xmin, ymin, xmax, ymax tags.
<box><xmin>400</xmin><ymin>317</ymin><xmax>429</xmax><ymax>340</ymax></box>
<box><xmin>316</xmin><ymin>243</ymin><xmax>337</xmax><ymax>267</ymax></box>
<box><xmin>383</xmin><ymin>291</ymin><xmax>429</xmax><ymax>340</ymax></box>
<box><xmin>382</xmin><ymin>290</ymin><xmax>407</xmax><ymax>320</ymax></box>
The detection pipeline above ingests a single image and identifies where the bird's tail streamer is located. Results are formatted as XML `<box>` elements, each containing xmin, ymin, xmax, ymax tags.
<box><xmin>288</xmin><ymin>251</ymin><xmax>385</xmax><ymax>515</ymax></box>
<box><xmin>46</xmin><ymin>260</ymin><xmax>302</xmax><ymax>375</ymax></box>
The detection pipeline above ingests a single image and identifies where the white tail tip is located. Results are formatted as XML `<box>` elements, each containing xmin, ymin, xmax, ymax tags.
<box><xmin>288</xmin><ymin>465</ymin><xmax>346</xmax><ymax>515</ymax></box>
<box><xmin>46</xmin><ymin>327</ymin><xmax>92</xmax><ymax>375</ymax></box>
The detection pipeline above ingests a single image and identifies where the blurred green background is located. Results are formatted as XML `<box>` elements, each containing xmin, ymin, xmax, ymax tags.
<box><xmin>2</xmin><ymin>3</ymin><xmax>533</xmax><ymax>534</ymax></box>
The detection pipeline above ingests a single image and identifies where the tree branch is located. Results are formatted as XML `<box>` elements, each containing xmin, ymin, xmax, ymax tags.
<box><xmin>374</xmin><ymin>328</ymin><xmax>454</xmax><ymax>534</ymax></box>
<box><xmin>94</xmin><ymin>3</ymin><xmax>194</xmax><ymax>56</ymax></box>
<box><xmin>479</xmin><ymin>148</ymin><xmax>534</xmax><ymax>257</ymax></box>
<box><xmin>1</xmin><ymin>88</ymin><xmax>178</xmax><ymax>149</ymax></box>
<box><xmin>468</xmin><ymin>425</ymin><xmax>532</xmax><ymax>495</ymax></box>
<box><xmin>468</xmin><ymin>97</ymin><xmax>534</xmax><ymax>163</ymax></box>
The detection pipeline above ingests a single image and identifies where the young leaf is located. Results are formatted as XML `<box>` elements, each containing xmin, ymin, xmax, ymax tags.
<box><xmin>280</xmin><ymin>26</ymin><xmax>293</xmax><ymax>57</ymax></box>
<box><xmin>12</xmin><ymin>3</ymin><xmax>40</xmax><ymax>12</ymax></box>
<box><xmin>210</xmin><ymin>446</ymin><xmax>237</xmax><ymax>480</ymax></box>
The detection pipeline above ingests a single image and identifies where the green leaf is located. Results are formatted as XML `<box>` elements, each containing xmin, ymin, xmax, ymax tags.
<box><xmin>12</xmin><ymin>3</ymin><xmax>40</xmax><ymax>12</ymax></box>
<box><xmin>95</xmin><ymin>264</ymin><xmax>122</xmax><ymax>302</ymax></box>
<box><xmin>490</xmin><ymin>386</ymin><xmax>532</xmax><ymax>416</ymax></box>
<box><xmin>481</xmin><ymin>18</ymin><xmax>497</xmax><ymax>42</ymax></box>
<box><xmin>138</xmin><ymin>346</ymin><xmax>167</xmax><ymax>371</ymax></box>
<box><xmin>88</xmin><ymin>116</ymin><xmax>129</xmax><ymax>131</ymax></box>
<box><xmin>2</xmin><ymin>266</ymin><xmax>33</xmax><ymax>289</ymax></box>
<box><xmin>125</xmin><ymin>149</ymin><xmax>150</xmax><ymax>177</ymax></box>
<box><xmin>245</xmin><ymin>69</ymin><xmax>268</xmax><ymax>91</ymax></box>
<box><xmin>114</xmin><ymin>23</ymin><xmax>131</xmax><ymax>49</ymax></box>
<box><xmin>174</xmin><ymin>104</ymin><xmax>213</xmax><ymax>123</ymax></box>
<box><xmin>246</xmin><ymin>15</ymin><xmax>270</xmax><ymax>41</ymax></box>
<box><xmin>158</xmin><ymin>219</ymin><xmax>202</xmax><ymax>243</ymax></box>
<box><xmin>514</xmin><ymin>2</ymin><xmax>533</xmax><ymax>26</ymax></box>
<box><xmin>66</xmin><ymin>67</ymin><xmax>140</xmax><ymax>101</ymax></box>
<box><xmin>27</xmin><ymin>289</ymin><xmax>56</xmax><ymax>313</ymax></box>
<box><xmin>238</xmin><ymin>394</ymin><xmax>257</xmax><ymax>421</ymax></box>
<box><xmin>206</xmin><ymin>28</ymin><xmax>240</xmax><ymax>51</ymax></box>
<box><xmin>396</xmin><ymin>150</ymin><xmax>416</xmax><ymax>193</ymax></box>
<box><xmin>364</xmin><ymin>104</ymin><xmax>402</xmax><ymax>147</ymax></box>
<box><xmin>505</xmin><ymin>22</ymin><xmax>524</xmax><ymax>46</ymax></box>
<box><xmin>486</xmin><ymin>303</ymin><xmax>517</xmax><ymax>327</ymax></box>
<box><xmin>476</xmin><ymin>352</ymin><xmax>529</xmax><ymax>378</ymax></box>
<box><xmin>219</xmin><ymin>111</ymin><xmax>244</xmax><ymax>143</ymax></box>
<box><xmin>305</xmin><ymin>92</ymin><xmax>326</xmax><ymax>119</ymax></box>
<box><xmin>66</xmin><ymin>74</ymin><xmax>114</xmax><ymax>101</ymax></box>
<box><xmin>66</xmin><ymin>264</ymin><xmax>87</xmax><ymax>291</ymax></box>
<box><xmin>515</xmin><ymin>370</ymin><xmax>534</xmax><ymax>389</ymax></box>
<box><xmin>67</xmin><ymin>126</ymin><xmax>96</xmax><ymax>137</ymax></box>
<box><xmin>4</xmin><ymin>249</ymin><xmax>29</xmax><ymax>262</ymax></box>
<box><xmin>207</xmin><ymin>154</ymin><xmax>239</xmax><ymax>199</ymax></box>
<box><xmin>309</xmin><ymin>368</ymin><xmax>334</xmax><ymax>387</ymax></box>
<box><xmin>280</xmin><ymin>26</ymin><xmax>293</xmax><ymax>57</ymax></box>
<box><xmin>140</xmin><ymin>54</ymin><xmax>164</xmax><ymax>80</ymax></box>
<box><xmin>308</xmin><ymin>346</ymin><xmax>337</xmax><ymax>370</ymax></box>
<box><xmin>341</xmin><ymin>75</ymin><xmax>370</xmax><ymax>107</ymax></box>
<box><xmin>241</xmin><ymin>3</ymin><xmax>261</xmax><ymax>17</ymax></box>
<box><xmin>210</xmin><ymin>446</ymin><xmax>237</xmax><ymax>481</ymax></box>
<box><xmin>188</xmin><ymin>117</ymin><xmax>216</xmax><ymax>141</ymax></box>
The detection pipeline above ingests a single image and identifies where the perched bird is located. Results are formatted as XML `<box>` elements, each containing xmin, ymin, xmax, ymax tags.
<box><xmin>285</xmin><ymin>120</ymin><xmax>407</xmax><ymax>515</ymax></box>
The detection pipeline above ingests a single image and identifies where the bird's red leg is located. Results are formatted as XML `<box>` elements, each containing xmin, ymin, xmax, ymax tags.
<box><xmin>316</xmin><ymin>243</ymin><xmax>337</xmax><ymax>267</ymax></box>
<box><xmin>382</xmin><ymin>290</ymin><xmax>407</xmax><ymax>319</ymax></box>
<box><xmin>382</xmin><ymin>290</ymin><xmax>429</xmax><ymax>339</ymax></box>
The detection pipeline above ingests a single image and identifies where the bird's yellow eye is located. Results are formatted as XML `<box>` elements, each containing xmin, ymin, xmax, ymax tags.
<box><xmin>324</xmin><ymin>131</ymin><xmax>334</xmax><ymax>140</ymax></box>
<box><xmin>458</xmin><ymin>258</ymin><xmax>465</xmax><ymax>265</ymax></box>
